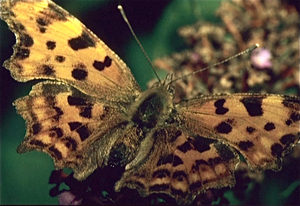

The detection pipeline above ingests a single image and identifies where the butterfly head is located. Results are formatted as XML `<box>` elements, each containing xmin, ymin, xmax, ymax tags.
<box><xmin>151</xmin><ymin>73</ymin><xmax>175</xmax><ymax>98</ymax></box>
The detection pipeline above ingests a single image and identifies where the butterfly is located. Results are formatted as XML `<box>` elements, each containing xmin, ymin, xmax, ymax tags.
<box><xmin>1</xmin><ymin>0</ymin><xmax>299</xmax><ymax>204</ymax></box>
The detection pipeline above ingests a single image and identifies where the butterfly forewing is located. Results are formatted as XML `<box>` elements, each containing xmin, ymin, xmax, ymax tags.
<box><xmin>0</xmin><ymin>0</ymin><xmax>141</xmax><ymax>102</ymax></box>
<box><xmin>177</xmin><ymin>93</ymin><xmax>300</xmax><ymax>171</ymax></box>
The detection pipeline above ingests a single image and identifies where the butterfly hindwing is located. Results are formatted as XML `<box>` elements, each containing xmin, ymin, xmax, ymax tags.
<box><xmin>14</xmin><ymin>81</ymin><xmax>128</xmax><ymax>180</ymax></box>
<box><xmin>177</xmin><ymin>93</ymin><xmax>300</xmax><ymax>171</ymax></box>
<box><xmin>0</xmin><ymin>0</ymin><xmax>141</xmax><ymax>101</ymax></box>
<box><xmin>115</xmin><ymin>126</ymin><xmax>239</xmax><ymax>204</ymax></box>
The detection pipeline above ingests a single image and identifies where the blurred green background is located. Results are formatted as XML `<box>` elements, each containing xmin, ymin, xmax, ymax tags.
<box><xmin>1</xmin><ymin>0</ymin><xmax>299</xmax><ymax>205</ymax></box>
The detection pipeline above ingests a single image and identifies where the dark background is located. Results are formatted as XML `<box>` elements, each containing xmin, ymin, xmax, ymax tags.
<box><xmin>0</xmin><ymin>0</ymin><xmax>220</xmax><ymax>204</ymax></box>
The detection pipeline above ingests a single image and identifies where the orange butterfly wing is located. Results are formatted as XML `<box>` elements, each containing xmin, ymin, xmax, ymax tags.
<box><xmin>177</xmin><ymin>93</ymin><xmax>300</xmax><ymax>171</ymax></box>
<box><xmin>1</xmin><ymin>0</ymin><xmax>141</xmax><ymax>101</ymax></box>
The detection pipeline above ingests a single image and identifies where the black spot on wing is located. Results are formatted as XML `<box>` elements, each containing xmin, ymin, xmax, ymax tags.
<box><xmin>68</xmin><ymin>122</ymin><xmax>82</xmax><ymax>131</ymax></box>
<box><xmin>177</xmin><ymin>142</ymin><xmax>192</xmax><ymax>153</ymax></box>
<box><xmin>55</xmin><ymin>55</ymin><xmax>65</xmax><ymax>62</ymax></box>
<box><xmin>36</xmin><ymin>17</ymin><xmax>49</xmax><ymax>26</ymax></box>
<box><xmin>264</xmin><ymin>122</ymin><xmax>275</xmax><ymax>131</ymax></box>
<box><xmin>246</xmin><ymin>126</ymin><xmax>256</xmax><ymax>134</ymax></box>
<box><xmin>271</xmin><ymin>143</ymin><xmax>283</xmax><ymax>157</ymax></box>
<box><xmin>280</xmin><ymin>134</ymin><xmax>297</xmax><ymax>145</ymax></box>
<box><xmin>49</xmin><ymin>127</ymin><xmax>63</xmax><ymax>138</ymax></box>
<box><xmin>195</xmin><ymin>160</ymin><xmax>209</xmax><ymax>168</ymax></box>
<box><xmin>67</xmin><ymin>96</ymin><xmax>88</xmax><ymax>106</ymax></box>
<box><xmin>40</xmin><ymin>64</ymin><xmax>55</xmax><ymax>76</ymax></box>
<box><xmin>240</xmin><ymin>96</ymin><xmax>264</xmax><ymax>116</ymax></box>
<box><xmin>62</xmin><ymin>136</ymin><xmax>77</xmax><ymax>151</ymax></box>
<box><xmin>192</xmin><ymin>136</ymin><xmax>215</xmax><ymax>153</ymax></box>
<box><xmin>46</xmin><ymin>41</ymin><xmax>56</xmax><ymax>50</ymax></box>
<box><xmin>93</xmin><ymin>56</ymin><xmax>112</xmax><ymax>71</ymax></box>
<box><xmin>157</xmin><ymin>154</ymin><xmax>183</xmax><ymax>167</ymax></box>
<box><xmin>238</xmin><ymin>141</ymin><xmax>254</xmax><ymax>151</ymax></box>
<box><xmin>152</xmin><ymin>169</ymin><xmax>170</xmax><ymax>178</ymax></box>
<box><xmin>39</xmin><ymin>27</ymin><xmax>46</xmax><ymax>33</ymax></box>
<box><xmin>171</xmin><ymin>188</ymin><xmax>186</xmax><ymax>197</ymax></box>
<box><xmin>215</xmin><ymin>121</ymin><xmax>232</xmax><ymax>134</ymax></box>
<box><xmin>35</xmin><ymin>16</ymin><xmax>50</xmax><ymax>33</ymax></box>
<box><xmin>13</xmin><ymin>23</ymin><xmax>25</xmax><ymax>31</ymax></box>
<box><xmin>15</xmin><ymin>47</ymin><xmax>30</xmax><ymax>59</ymax></box>
<box><xmin>32</xmin><ymin>123</ymin><xmax>42</xmax><ymax>135</ymax></box>
<box><xmin>72</xmin><ymin>68</ymin><xmax>87</xmax><ymax>80</ymax></box>
<box><xmin>68</xmin><ymin>121</ymin><xmax>90</xmax><ymax>141</ymax></box>
<box><xmin>173</xmin><ymin>155</ymin><xmax>183</xmax><ymax>167</ymax></box>
<box><xmin>80</xmin><ymin>106</ymin><xmax>92</xmax><ymax>118</ymax></box>
<box><xmin>68</xmin><ymin>31</ymin><xmax>95</xmax><ymax>51</ymax></box>
<box><xmin>192</xmin><ymin>139</ymin><xmax>210</xmax><ymax>152</ymax></box>
<box><xmin>53</xmin><ymin>106</ymin><xmax>63</xmax><ymax>121</ymax></box>
<box><xmin>20</xmin><ymin>33</ymin><xmax>34</xmax><ymax>47</ymax></box>
<box><xmin>214</xmin><ymin>99</ymin><xmax>229</xmax><ymax>115</ymax></box>
<box><xmin>49</xmin><ymin>146</ymin><xmax>62</xmax><ymax>160</ymax></box>
<box><xmin>71</xmin><ymin>63</ymin><xmax>87</xmax><ymax>80</ymax></box>
<box><xmin>76</xmin><ymin>125</ymin><xmax>90</xmax><ymax>141</ymax></box>
<box><xmin>226</xmin><ymin>118</ymin><xmax>236</xmax><ymax>125</ymax></box>
<box><xmin>290</xmin><ymin>112</ymin><xmax>300</xmax><ymax>122</ymax></box>
<box><xmin>29</xmin><ymin>139</ymin><xmax>48</xmax><ymax>147</ymax></box>
<box><xmin>104</xmin><ymin>56</ymin><xmax>112</xmax><ymax>66</ymax></box>
<box><xmin>285</xmin><ymin>112</ymin><xmax>300</xmax><ymax>126</ymax></box>
<box><xmin>285</xmin><ymin>119</ymin><xmax>292</xmax><ymax>126</ymax></box>
<box><xmin>172</xmin><ymin>171</ymin><xmax>187</xmax><ymax>181</ymax></box>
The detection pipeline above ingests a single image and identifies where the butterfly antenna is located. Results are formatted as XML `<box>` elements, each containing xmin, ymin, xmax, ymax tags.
<box><xmin>118</xmin><ymin>5</ymin><xmax>161</xmax><ymax>83</ymax></box>
<box><xmin>169</xmin><ymin>43</ymin><xmax>259</xmax><ymax>85</ymax></box>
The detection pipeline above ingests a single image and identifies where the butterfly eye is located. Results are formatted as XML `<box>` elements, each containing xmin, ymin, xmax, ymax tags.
<box><xmin>151</xmin><ymin>81</ymin><xmax>161</xmax><ymax>88</ymax></box>
<box><xmin>167</xmin><ymin>85</ymin><xmax>175</xmax><ymax>97</ymax></box>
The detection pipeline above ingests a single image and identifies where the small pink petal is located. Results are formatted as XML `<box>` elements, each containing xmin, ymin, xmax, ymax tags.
<box><xmin>251</xmin><ymin>48</ymin><xmax>273</xmax><ymax>69</ymax></box>
<box><xmin>190</xmin><ymin>52</ymin><xmax>201</xmax><ymax>63</ymax></box>
<box><xmin>58</xmin><ymin>191</ymin><xmax>82</xmax><ymax>205</ymax></box>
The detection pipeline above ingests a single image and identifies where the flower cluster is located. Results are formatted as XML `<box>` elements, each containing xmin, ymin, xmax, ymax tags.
<box><xmin>154</xmin><ymin>0</ymin><xmax>299</xmax><ymax>101</ymax></box>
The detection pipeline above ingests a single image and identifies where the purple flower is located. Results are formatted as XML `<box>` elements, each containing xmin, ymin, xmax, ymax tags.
<box><xmin>251</xmin><ymin>48</ymin><xmax>273</xmax><ymax>69</ymax></box>
<box><xmin>58</xmin><ymin>190</ymin><xmax>82</xmax><ymax>205</ymax></box>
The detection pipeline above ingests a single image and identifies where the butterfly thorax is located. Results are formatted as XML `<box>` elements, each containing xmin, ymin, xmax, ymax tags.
<box><xmin>110</xmin><ymin>78</ymin><xmax>176</xmax><ymax>171</ymax></box>
<box><xmin>131</xmin><ymin>83</ymin><xmax>174</xmax><ymax>129</ymax></box>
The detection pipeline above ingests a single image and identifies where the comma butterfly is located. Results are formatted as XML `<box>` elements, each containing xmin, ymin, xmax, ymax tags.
<box><xmin>1</xmin><ymin>0</ymin><xmax>299</xmax><ymax>204</ymax></box>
